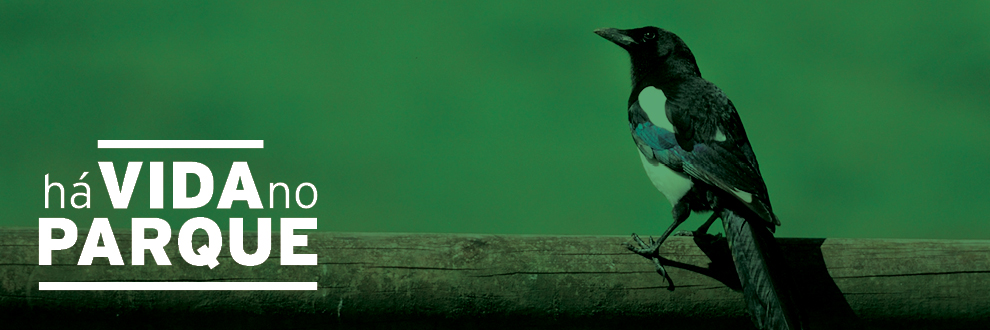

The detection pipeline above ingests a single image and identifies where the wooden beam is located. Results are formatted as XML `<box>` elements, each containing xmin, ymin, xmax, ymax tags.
<box><xmin>1</xmin><ymin>227</ymin><xmax>988</xmax><ymax>329</ymax></box>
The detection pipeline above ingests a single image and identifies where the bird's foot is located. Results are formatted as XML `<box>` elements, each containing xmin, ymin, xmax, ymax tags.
<box><xmin>623</xmin><ymin>233</ymin><xmax>674</xmax><ymax>289</ymax></box>
<box><xmin>623</xmin><ymin>233</ymin><xmax>661</xmax><ymax>257</ymax></box>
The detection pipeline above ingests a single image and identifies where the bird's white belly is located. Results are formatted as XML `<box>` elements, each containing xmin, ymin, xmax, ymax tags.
<box><xmin>638</xmin><ymin>151</ymin><xmax>693</xmax><ymax>206</ymax></box>
<box><xmin>637</xmin><ymin>86</ymin><xmax>694</xmax><ymax>205</ymax></box>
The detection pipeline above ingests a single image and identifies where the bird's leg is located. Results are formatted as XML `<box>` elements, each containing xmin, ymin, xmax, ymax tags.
<box><xmin>625</xmin><ymin>202</ymin><xmax>690</xmax><ymax>282</ymax></box>
<box><xmin>630</xmin><ymin>235</ymin><xmax>673</xmax><ymax>290</ymax></box>
<box><xmin>674</xmin><ymin>211</ymin><xmax>720</xmax><ymax>237</ymax></box>
<box><xmin>696</xmin><ymin>210</ymin><xmax>719</xmax><ymax>234</ymax></box>
<box><xmin>626</xmin><ymin>202</ymin><xmax>690</xmax><ymax>256</ymax></box>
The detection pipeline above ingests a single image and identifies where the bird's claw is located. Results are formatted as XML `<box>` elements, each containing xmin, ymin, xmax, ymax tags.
<box><xmin>625</xmin><ymin>233</ymin><xmax>675</xmax><ymax>289</ymax></box>
<box><xmin>626</xmin><ymin>233</ymin><xmax>661</xmax><ymax>256</ymax></box>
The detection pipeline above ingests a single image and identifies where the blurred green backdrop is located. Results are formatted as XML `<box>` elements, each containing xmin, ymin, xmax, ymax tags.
<box><xmin>2</xmin><ymin>1</ymin><xmax>989</xmax><ymax>239</ymax></box>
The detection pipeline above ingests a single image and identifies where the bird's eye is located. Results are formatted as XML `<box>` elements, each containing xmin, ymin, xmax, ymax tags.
<box><xmin>643</xmin><ymin>32</ymin><xmax>656</xmax><ymax>40</ymax></box>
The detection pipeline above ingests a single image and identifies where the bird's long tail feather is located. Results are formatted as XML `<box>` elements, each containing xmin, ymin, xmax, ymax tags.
<box><xmin>722</xmin><ymin>208</ymin><xmax>802</xmax><ymax>330</ymax></box>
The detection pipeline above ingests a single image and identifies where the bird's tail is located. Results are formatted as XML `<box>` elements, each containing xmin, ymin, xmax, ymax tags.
<box><xmin>721</xmin><ymin>208</ymin><xmax>802</xmax><ymax>330</ymax></box>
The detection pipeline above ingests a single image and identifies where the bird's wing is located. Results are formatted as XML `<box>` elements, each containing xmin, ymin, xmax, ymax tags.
<box><xmin>630</xmin><ymin>101</ymin><xmax>779</xmax><ymax>226</ymax></box>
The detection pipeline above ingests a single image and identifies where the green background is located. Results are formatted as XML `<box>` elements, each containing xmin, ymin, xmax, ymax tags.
<box><xmin>2</xmin><ymin>1</ymin><xmax>989</xmax><ymax>239</ymax></box>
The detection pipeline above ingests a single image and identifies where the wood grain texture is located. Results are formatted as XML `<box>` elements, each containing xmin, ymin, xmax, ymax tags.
<box><xmin>1</xmin><ymin>227</ymin><xmax>987</xmax><ymax>329</ymax></box>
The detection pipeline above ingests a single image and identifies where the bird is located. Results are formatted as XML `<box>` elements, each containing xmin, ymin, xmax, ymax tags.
<box><xmin>595</xmin><ymin>26</ymin><xmax>801</xmax><ymax>330</ymax></box>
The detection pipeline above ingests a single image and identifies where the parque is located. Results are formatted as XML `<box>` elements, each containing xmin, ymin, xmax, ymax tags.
<box><xmin>38</xmin><ymin>217</ymin><xmax>317</xmax><ymax>268</ymax></box>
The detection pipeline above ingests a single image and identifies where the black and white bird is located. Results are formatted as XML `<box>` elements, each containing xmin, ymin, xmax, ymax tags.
<box><xmin>595</xmin><ymin>26</ymin><xmax>801</xmax><ymax>330</ymax></box>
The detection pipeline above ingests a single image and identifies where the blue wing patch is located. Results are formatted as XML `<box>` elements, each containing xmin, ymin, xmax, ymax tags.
<box><xmin>630</xmin><ymin>120</ymin><xmax>778</xmax><ymax>225</ymax></box>
<box><xmin>632</xmin><ymin>122</ymin><xmax>685</xmax><ymax>171</ymax></box>
<box><xmin>634</xmin><ymin>122</ymin><xmax>677</xmax><ymax>151</ymax></box>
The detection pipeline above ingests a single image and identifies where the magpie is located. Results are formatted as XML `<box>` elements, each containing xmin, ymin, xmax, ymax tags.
<box><xmin>595</xmin><ymin>27</ymin><xmax>801</xmax><ymax>330</ymax></box>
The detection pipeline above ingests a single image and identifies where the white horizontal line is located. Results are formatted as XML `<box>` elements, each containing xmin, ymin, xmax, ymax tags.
<box><xmin>97</xmin><ymin>140</ymin><xmax>264</xmax><ymax>149</ymax></box>
<box><xmin>39</xmin><ymin>282</ymin><xmax>316</xmax><ymax>290</ymax></box>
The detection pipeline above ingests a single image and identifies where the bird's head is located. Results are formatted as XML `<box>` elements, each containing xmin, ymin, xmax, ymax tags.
<box><xmin>594</xmin><ymin>26</ymin><xmax>701</xmax><ymax>85</ymax></box>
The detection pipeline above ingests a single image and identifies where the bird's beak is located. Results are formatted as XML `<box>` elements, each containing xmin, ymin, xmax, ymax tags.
<box><xmin>594</xmin><ymin>27</ymin><xmax>635</xmax><ymax>48</ymax></box>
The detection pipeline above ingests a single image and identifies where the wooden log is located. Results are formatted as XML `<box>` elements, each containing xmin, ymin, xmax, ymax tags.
<box><xmin>0</xmin><ymin>227</ymin><xmax>987</xmax><ymax>329</ymax></box>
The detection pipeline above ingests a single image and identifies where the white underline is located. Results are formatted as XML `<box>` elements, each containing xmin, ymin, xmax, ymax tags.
<box><xmin>97</xmin><ymin>140</ymin><xmax>264</xmax><ymax>149</ymax></box>
<box><xmin>39</xmin><ymin>282</ymin><xmax>316</xmax><ymax>290</ymax></box>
